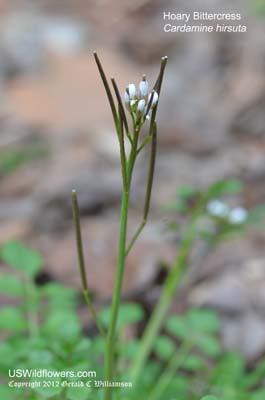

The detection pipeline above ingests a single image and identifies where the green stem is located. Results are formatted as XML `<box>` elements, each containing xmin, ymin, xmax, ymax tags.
<box><xmin>130</xmin><ymin>200</ymin><xmax>205</xmax><ymax>384</ymax></box>
<box><xmin>104</xmin><ymin>190</ymin><xmax>130</xmax><ymax>400</ymax></box>
<box><xmin>126</xmin><ymin>127</ymin><xmax>157</xmax><ymax>257</ymax></box>
<box><xmin>71</xmin><ymin>190</ymin><xmax>106</xmax><ymax>337</ymax></box>
<box><xmin>125</xmin><ymin>220</ymin><xmax>146</xmax><ymax>257</ymax></box>
<box><xmin>104</xmin><ymin>131</ymin><xmax>139</xmax><ymax>400</ymax></box>
<box><xmin>150</xmin><ymin>343</ymin><xmax>192</xmax><ymax>400</ymax></box>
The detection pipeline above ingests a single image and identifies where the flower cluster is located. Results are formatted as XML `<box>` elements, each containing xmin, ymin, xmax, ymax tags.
<box><xmin>124</xmin><ymin>76</ymin><xmax>159</xmax><ymax>120</ymax></box>
<box><xmin>207</xmin><ymin>199</ymin><xmax>248</xmax><ymax>225</ymax></box>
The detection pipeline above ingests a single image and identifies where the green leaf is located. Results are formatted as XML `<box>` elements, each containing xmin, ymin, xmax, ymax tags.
<box><xmin>250</xmin><ymin>389</ymin><xmax>265</xmax><ymax>400</ymax></box>
<box><xmin>200</xmin><ymin>396</ymin><xmax>219</xmax><ymax>400</ymax></box>
<box><xmin>66</xmin><ymin>385</ymin><xmax>92</xmax><ymax>400</ymax></box>
<box><xmin>41</xmin><ymin>282</ymin><xmax>77</xmax><ymax>310</ymax></box>
<box><xmin>183</xmin><ymin>354</ymin><xmax>205</xmax><ymax>371</ymax></box>
<box><xmin>0</xmin><ymin>307</ymin><xmax>26</xmax><ymax>333</ymax></box>
<box><xmin>164</xmin><ymin>376</ymin><xmax>189</xmax><ymax>399</ymax></box>
<box><xmin>178</xmin><ymin>185</ymin><xmax>198</xmax><ymax>199</ymax></box>
<box><xmin>153</xmin><ymin>336</ymin><xmax>175</xmax><ymax>360</ymax></box>
<box><xmin>165</xmin><ymin>315</ymin><xmax>188</xmax><ymax>339</ymax></box>
<box><xmin>0</xmin><ymin>384</ymin><xmax>19</xmax><ymax>400</ymax></box>
<box><xmin>187</xmin><ymin>309</ymin><xmax>220</xmax><ymax>333</ymax></box>
<box><xmin>196</xmin><ymin>335</ymin><xmax>221</xmax><ymax>357</ymax></box>
<box><xmin>42</xmin><ymin>311</ymin><xmax>81</xmax><ymax>344</ymax></box>
<box><xmin>99</xmin><ymin>303</ymin><xmax>144</xmax><ymax>330</ymax></box>
<box><xmin>207</xmin><ymin>179</ymin><xmax>243</xmax><ymax>197</ymax></box>
<box><xmin>211</xmin><ymin>352</ymin><xmax>245</xmax><ymax>386</ymax></box>
<box><xmin>28</xmin><ymin>350</ymin><xmax>54</xmax><ymax>368</ymax></box>
<box><xmin>119</xmin><ymin>340</ymin><xmax>139</xmax><ymax>359</ymax></box>
<box><xmin>33</xmin><ymin>379</ymin><xmax>62</xmax><ymax>398</ymax></box>
<box><xmin>1</xmin><ymin>241</ymin><xmax>43</xmax><ymax>278</ymax></box>
<box><xmin>0</xmin><ymin>273</ymin><xmax>24</xmax><ymax>297</ymax></box>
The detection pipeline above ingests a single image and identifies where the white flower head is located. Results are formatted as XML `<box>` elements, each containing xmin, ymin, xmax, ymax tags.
<box><xmin>128</xmin><ymin>83</ymin><xmax>136</xmax><ymax>99</ymax></box>
<box><xmin>137</xmin><ymin>99</ymin><xmax>146</xmax><ymax>113</ymax></box>
<box><xmin>228</xmin><ymin>207</ymin><xmax>248</xmax><ymax>225</ymax></box>
<box><xmin>207</xmin><ymin>199</ymin><xmax>229</xmax><ymax>218</ymax></box>
<box><xmin>139</xmin><ymin>76</ymin><xmax>148</xmax><ymax>97</ymax></box>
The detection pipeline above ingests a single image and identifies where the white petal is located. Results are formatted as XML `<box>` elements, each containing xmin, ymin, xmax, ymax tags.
<box><xmin>128</xmin><ymin>83</ymin><xmax>136</xmax><ymax>99</ymax></box>
<box><xmin>228</xmin><ymin>207</ymin><xmax>248</xmax><ymax>224</ymax></box>
<box><xmin>124</xmin><ymin>91</ymin><xmax>130</xmax><ymax>104</ymax></box>
<box><xmin>207</xmin><ymin>199</ymin><xmax>229</xmax><ymax>218</ymax></box>
<box><xmin>139</xmin><ymin>80</ymin><xmax>148</xmax><ymax>97</ymax></box>
<box><xmin>137</xmin><ymin>99</ymin><xmax>146</xmax><ymax>113</ymax></box>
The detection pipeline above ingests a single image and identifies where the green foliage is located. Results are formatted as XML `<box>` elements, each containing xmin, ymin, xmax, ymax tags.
<box><xmin>99</xmin><ymin>303</ymin><xmax>144</xmax><ymax>330</ymax></box>
<box><xmin>1</xmin><ymin>241</ymin><xmax>43</xmax><ymax>278</ymax></box>
<box><xmin>0</xmin><ymin>307</ymin><xmax>26</xmax><ymax>332</ymax></box>
<box><xmin>0</xmin><ymin>273</ymin><xmax>24</xmax><ymax>296</ymax></box>
<box><xmin>1</xmin><ymin>175</ymin><xmax>265</xmax><ymax>400</ymax></box>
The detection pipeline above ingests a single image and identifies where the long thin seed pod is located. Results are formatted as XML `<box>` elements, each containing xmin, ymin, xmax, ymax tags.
<box><xmin>147</xmin><ymin>56</ymin><xmax>167</xmax><ymax>138</ymax></box>
<box><xmin>125</xmin><ymin>123</ymin><xmax>157</xmax><ymax>256</ymax></box>
<box><xmin>153</xmin><ymin>56</ymin><xmax>168</xmax><ymax>95</ymax></box>
<box><xmin>143</xmin><ymin>122</ymin><xmax>157</xmax><ymax>220</ymax></box>
<box><xmin>93</xmin><ymin>52</ymin><xmax>118</xmax><ymax>125</ymax></box>
<box><xmin>71</xmin><ymin>190</ymin><xmax>106</xmax><ymax>337</ymax></box>
<box><xmin>111</xmin><ymin>78</ymin><xmax>129</xmax><ymax>136</ymax></box>
<box><xmin>118</xmin><ymin>106</ymin><xmax>128</xmax><ymax>190</ymax></box>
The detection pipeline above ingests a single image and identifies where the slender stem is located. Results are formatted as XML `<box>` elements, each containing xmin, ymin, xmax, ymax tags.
<box><xmin>125</xmin><ymin>220</ymin><xmax>146</xmax><ymax>257</ymax></box>
<box><xmin>125</xmin><ymin>126</ymin><xmax>157</xmax><ymax>256</ymax></box>
<box><xmin>104</xmin><ymin>190</ymin><xmax>130</xmax><ymax>400</ymax></box>
<box><xmin>130</xmin><ymin>199</ymin><xmax>205</xmax><ymax>384</ymax></box>
<box><xmin>149</xmin><ymin>343</ymin><xmax>192</xmax><ymax>400</ymax></box>
<box><xmin>137</xmin><ymin>135</ymin><xmax>152</xmax><ymax>154</ymax></box>
<box><xmin>71</xmin><ymin>190</ymin><xmax>106</xmax><ymax>337</ymax></box>
<box><xmin>104</xmin><ymin>131</ymin><xmax>140</xmax><ymax>400</ymax></box>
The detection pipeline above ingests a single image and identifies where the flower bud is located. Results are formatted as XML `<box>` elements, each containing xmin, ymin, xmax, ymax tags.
<box><xmin>148</xmin><ymin>91</ymin><xmax>159</xmax><ymax>108</ymax></box>
<box><xmin>137</xmin><ymin>99</ymin><xmax>146</xmax><ymax>113</ymax></box>
<box><xmin>128</xmin><ymin>83</ymin><xmax>136</xmax><ymax>99</ymax></box>
<box><xmin>124</xmin><ymin>91</ymin><xmax>130</xmax><ymax>104</ymax></box>
<box><xmin>228</xmin><ymin>207</ymin><xmax>248</xmax><ymax>224</ymax></box>
<box><xmin>139</xmin><ymin>78</ymin><xmax>148</xmax><ymax>97</ymax></box>
<box><xmin>207</xmin><ymin>199</ymin><xmax>229</xmax><ymax>218</ymax></box>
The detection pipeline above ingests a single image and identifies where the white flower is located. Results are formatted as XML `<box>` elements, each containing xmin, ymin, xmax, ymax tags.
<box><xmin>139</xmin><ymin>79</ymin><xmax>148</xmax><ymax>97</ymax></box>
<box><xmin>137</xmin><ymin>99</ymin><xmax>146</xmax><ymax>113</ymax></box>
<box><xmin>228</xmin><ymin>207</ymin><xmax>248</xmax><ymax>224</ymax></box>
<box><xmin>128</xmin><ymin>83</ymin><xmax>136</xmax><ymax>99</ymax></box>
<box><xmin>207</xmin><ymin>199</ymin><xmax>229</xmax><ymax>218</ymax></box>
<box><xmin>124</xmin><ymin>91</ymin><xmax>130</xmax><ymax>104</ymax></box>
<box><xmin>130</xmin><ymin>100</ymin><xmax>136</xmax><ymax>107</ymax></box>
<box><xmin>148</xmin><ymin>91</ymin><xmax>159</xmax><ymax>108</ymax></box>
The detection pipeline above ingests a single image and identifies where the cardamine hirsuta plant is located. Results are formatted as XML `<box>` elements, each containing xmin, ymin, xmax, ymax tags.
<box><xmin>71</xmin><ymin>52</ymin><xmax>167</xmax><ymax>400</ymax></box>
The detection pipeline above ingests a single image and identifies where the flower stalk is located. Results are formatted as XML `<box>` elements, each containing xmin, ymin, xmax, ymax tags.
<box><xmin>72</xmin><ymin>52</ymin><xmax>167</xmax><ymax>400</ymax></box>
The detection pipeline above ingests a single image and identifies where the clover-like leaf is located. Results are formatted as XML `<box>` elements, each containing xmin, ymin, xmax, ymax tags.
<box><xmin>1</xmin><ymin>241</ymin><xmax>43</xmax><ymax>278</ymax></box>
<box><xmin>0</xmin><ymin>307</ymin><xmax>26</xmax><ymax>333</ymax></box>
<box><xmin>0</xmin><ymin>273</ymin><xmax>24</xmax><ymax>297</ymax></box>
<box><xmin>154</xmin><ymin>335</ymin><xmax>176</xmax><ymax>360</ymax></box>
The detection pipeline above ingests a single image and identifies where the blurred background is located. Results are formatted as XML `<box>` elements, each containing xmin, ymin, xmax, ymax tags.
<box><xmin>0</xmin><ymin>0</ymin><xmax>265</xmax><ymax>364</ymax></box>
